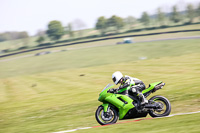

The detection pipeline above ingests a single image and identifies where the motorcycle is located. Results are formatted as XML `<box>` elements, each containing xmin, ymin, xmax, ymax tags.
<box><xmin>95</xmin><ymin>81</ymin><xmax>171</xmax><ymax>125</ymax></box>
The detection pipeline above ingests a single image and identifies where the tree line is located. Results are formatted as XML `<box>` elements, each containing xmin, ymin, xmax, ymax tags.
<box><xmin>1</xmin><ymin>3</ymin><xmax>200</xmax><ymax>44</ymax></box>
<box><xmin>0</xmin><ymin>31</ymin><xmax>29</xmax><ymax>42</ymax></box>
<box><xmin>43</xmin><ymin>3</ymin><xmax>200</xmax><ymax>43</ymax></box>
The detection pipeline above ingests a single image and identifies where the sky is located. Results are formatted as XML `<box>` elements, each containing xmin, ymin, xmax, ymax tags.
<box><xmin>0</xmin><ymin>0</ymin><xmax>199</xmax><ymax>36</ymax></box>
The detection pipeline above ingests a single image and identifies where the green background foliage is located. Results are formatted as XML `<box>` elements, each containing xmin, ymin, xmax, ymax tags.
<box><xmin>47</xmin><ymin>20</ymin><xmax>64</xmax><ymax>40</ymax></box>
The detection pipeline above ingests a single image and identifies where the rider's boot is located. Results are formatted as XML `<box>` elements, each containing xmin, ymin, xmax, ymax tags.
<box><xmin>138</xmin><ymin>93</ymin><xmax>148</xmax><ymax>105</ymax></box>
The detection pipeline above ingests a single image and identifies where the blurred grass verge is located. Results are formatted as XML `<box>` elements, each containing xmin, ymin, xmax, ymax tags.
<box><xmin>0</xmin><ymin>39</ymin><xmax>199</xmax><ymax>132</ymax></box>
<box><xmin>77</xmin><ymin>113</ymin><xmax>200</xmax><ymax>133</ymax></box>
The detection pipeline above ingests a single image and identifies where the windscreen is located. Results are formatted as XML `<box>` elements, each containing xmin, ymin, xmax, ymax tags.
<box><xmin>101</xmin><ymin>84</ymin><xmax>114</xmax><ymax>93</ymax></box>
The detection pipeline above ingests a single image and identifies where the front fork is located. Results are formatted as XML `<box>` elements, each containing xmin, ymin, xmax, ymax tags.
<box><xmin>102</xmin><ymin>103</ymin><xmax>109</xmax><ymax>112</ymax></box>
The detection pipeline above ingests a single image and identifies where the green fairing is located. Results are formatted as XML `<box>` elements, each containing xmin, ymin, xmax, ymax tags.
<box><xmin>98</xmin><ymin>85</ymin><xmax>134</xmax><ymax>120</ymax></box>
<box><xmin>142</xmin><ymin>81</ymin><xmax>162</xmax><ymax>94</ymax></box>
<box><xmin>106</xmin><ymin>94</ymin><xmax>134</xmax><ymax>119</ymax></box>
<box><xmin>98</xmin><ymin>85</ymin><xmax>114</xmax><ymax>102</ymax></box>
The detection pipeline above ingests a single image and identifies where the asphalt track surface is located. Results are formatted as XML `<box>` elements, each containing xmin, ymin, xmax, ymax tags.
<box><xmin>52</xmin><ymin>111</ymin><xmax>200</xmax><ymax>133</ymax></box>
<box><xmin>0</xmin><ymin>36</ymin><xmax>200</xmax><ymax>63</ymax></box>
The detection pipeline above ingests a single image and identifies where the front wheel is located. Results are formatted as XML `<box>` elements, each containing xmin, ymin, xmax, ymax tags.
<box><xmin>95</xmin><ymin>105</ymin><xmax>118</xmax><ymax>125</ymax></box>
<box><xmin>149</xmin><ymin>95</ymin><xmax>171</xmax><ymax>117</ymax></box>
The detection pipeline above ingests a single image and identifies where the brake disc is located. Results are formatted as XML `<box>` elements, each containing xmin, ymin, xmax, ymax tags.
<box><xmin>101</xmin><ymin>111</ymin><xmax>113</xmax><ymax>121</ymax></box>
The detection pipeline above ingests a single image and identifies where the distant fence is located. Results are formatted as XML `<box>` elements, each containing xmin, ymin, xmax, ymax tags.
<box><xmin>0</xmin><ymin>29</ymin><xmax>200</xmax><ymax>58</ymax></box>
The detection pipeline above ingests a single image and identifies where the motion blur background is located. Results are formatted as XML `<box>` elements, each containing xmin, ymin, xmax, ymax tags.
<box><xmin>0</xmin><ymin>0</ymin><xmax>200</xmax><ymax>133</ymax></box>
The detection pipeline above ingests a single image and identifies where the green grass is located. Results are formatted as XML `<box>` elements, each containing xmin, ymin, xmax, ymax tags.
<box><xmin>0</xmin><ymin>36</ymin><xmax>38</xmax><ymax>50</ymax></box>
<box><xmin>77</xmin><ymin>113</ymin><xmax>200</xmax><ymax>133</ymax></box>
<box><xmin>0</xmin><ymin>30</ymin><xmax>199</xmax><ymax>61</ymax></box>
<box><xmin>0</xmin><ymin>39</ymin><xmax>200</xmax><ymax>133</ymax></box>
<box><xmin>0</xmin><ymin>39</ymin><xmax>200</xmax><ymax>78</ymax></box>
<box><xmin>0</xmin><ymin>30</ymin><xmax>200</xmax><ymax>62</ymax></box>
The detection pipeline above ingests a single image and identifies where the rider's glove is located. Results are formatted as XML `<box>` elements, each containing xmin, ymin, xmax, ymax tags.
<box><xmin>108</xmin><ymin>88</ymin><xmax>118</xmax><ymax>93</ymax></box>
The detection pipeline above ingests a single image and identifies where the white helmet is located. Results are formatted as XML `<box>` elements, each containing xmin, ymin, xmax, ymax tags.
<box><xmin>112</xmin><ymin>71</ymin><xmax>123</xmax><ymax>85</ymax></box>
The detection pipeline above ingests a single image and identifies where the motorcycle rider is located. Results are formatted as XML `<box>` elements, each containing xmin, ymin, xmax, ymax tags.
<box><xmin>110</xmin><ymin>71</ymin><xmax>148</xmax><ymax>105</ymax></box>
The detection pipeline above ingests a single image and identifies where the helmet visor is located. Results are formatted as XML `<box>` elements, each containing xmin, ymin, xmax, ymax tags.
<box><xmin>112</xmin><ymin>77</ymin><xmax>116</xmax><ymax>83</ymax></box>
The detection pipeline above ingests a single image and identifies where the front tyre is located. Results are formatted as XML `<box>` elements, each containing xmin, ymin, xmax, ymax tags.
<box><xmin>95</xmin><ymin>105</ymin><xmax>118</xmax><ymax>125</ymax></box>
<box><xmin>149</xmin><ymin>95</ymin><xmax>171</xmax><ymax>117</ymax></box>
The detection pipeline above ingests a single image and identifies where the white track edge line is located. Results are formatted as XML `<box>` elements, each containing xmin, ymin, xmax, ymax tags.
<box><xmin>52</xmin><ymin>111</ymin><xmax>200</xmax><ymax>133</ymax></box>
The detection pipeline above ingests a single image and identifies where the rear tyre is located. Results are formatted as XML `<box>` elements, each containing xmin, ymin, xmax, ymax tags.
<box><xmin>95</xmin><ymin>105</ymin><xmax>118</xmax><ymax>125</ymax></box>
<box><xmin>149</xmin><ymin>95</ymin><xmax>171</xmax><ymax>117</ymax></box>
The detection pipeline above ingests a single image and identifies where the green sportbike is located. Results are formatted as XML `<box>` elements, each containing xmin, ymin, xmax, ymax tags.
<box><xmin>95</xmin><ymin>81</ymin><xmax>171</xmax><ymax>125</ymax></box>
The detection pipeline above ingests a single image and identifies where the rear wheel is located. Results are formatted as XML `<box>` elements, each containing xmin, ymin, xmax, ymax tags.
<box><xmin>149</xmin><ymin>95</ymin><xmax>171</xmax><ymax>117</ymax></box>
<box><xmin>95</xmin><ymin>105</ymin><xmax>118</xmax><ymax>125</ymax></box>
